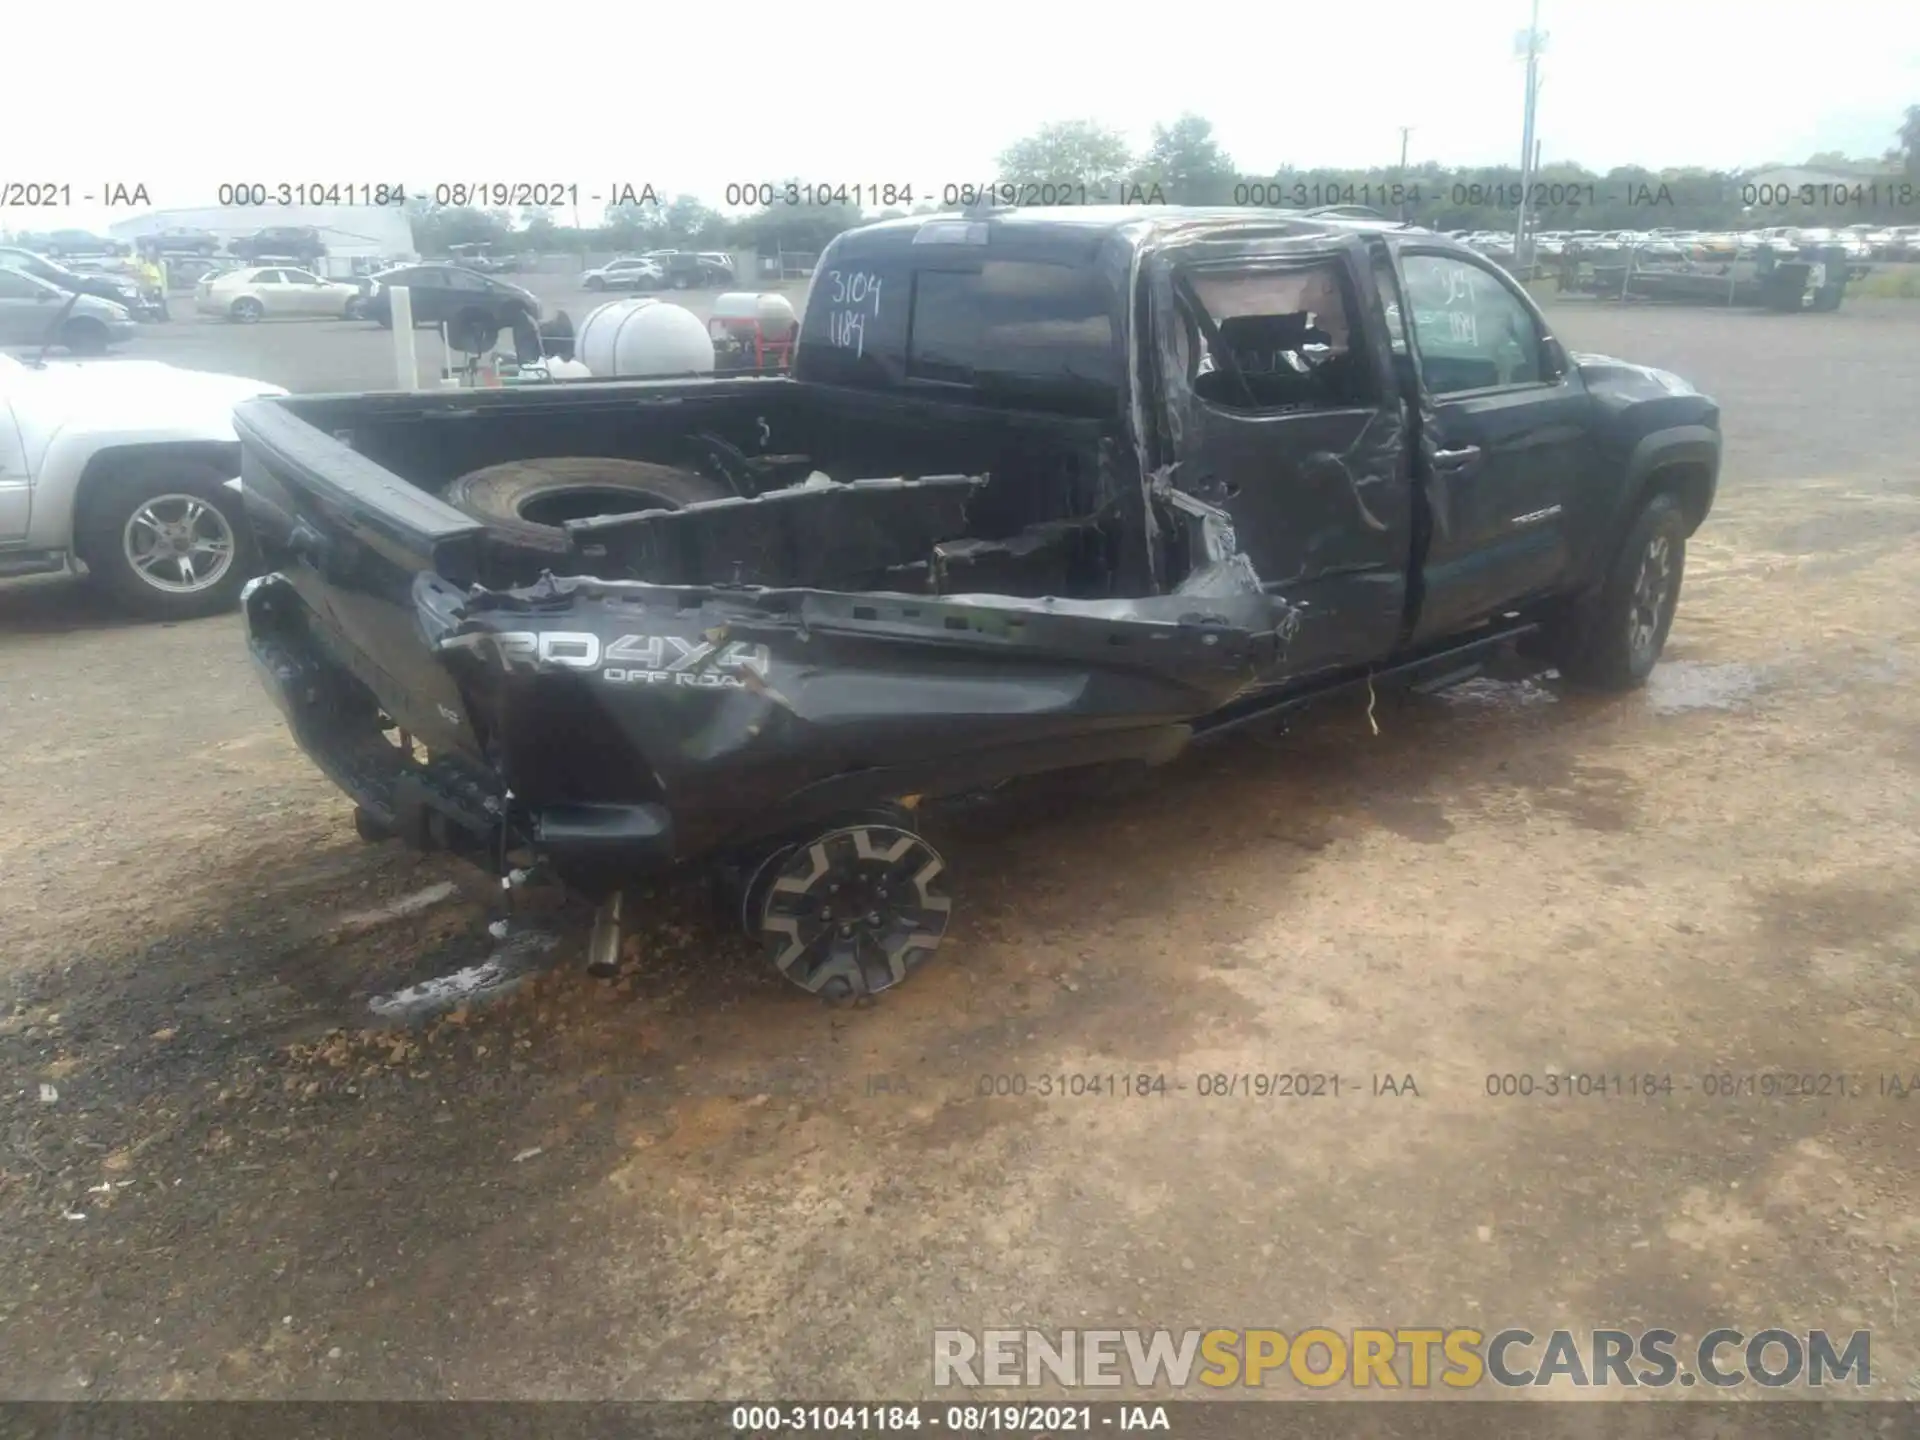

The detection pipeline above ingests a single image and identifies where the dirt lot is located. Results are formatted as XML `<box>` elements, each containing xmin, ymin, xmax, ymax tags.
<box><xmin>2</xmin><ymin>300</ymin><xmax>1919</xmax><ymax>1401</ymax></box>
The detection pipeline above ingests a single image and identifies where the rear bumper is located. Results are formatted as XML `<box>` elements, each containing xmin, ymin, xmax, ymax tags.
<box><xmin>243</xmin><ymin>573</ymin><xmax>521</xmax><ymax>862</ymax></box>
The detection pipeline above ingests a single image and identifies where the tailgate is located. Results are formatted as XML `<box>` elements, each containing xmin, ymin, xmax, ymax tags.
<box><xmin>233</xmin><ymin>394</ymin><xmax>487</xmax><ymax>583</ymax></box>
<box><xmin>233</xmin><ymin>394</ymin><xmax>492</xmax><ymax>752</ymax></box>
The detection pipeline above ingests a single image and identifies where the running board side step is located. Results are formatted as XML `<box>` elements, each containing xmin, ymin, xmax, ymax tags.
<box><xmin>1410</xmin><ymin>662</ymin><xmax>1485</xmax><ymax>694</ymax></box>
<box><xmin>1190</xmin><ymin>622</ymin><xmax>1539</xmax><ymax>744</ymax></box>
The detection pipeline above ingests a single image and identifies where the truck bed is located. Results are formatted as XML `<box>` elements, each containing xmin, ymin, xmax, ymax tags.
<box><xmin>233</xmin><ymin>376</ymin><xmax>1285</xmax><ymax>885</ymax></box>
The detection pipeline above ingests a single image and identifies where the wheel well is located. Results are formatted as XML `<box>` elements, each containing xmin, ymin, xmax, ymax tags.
<box><xmin>71</xmin><ymin>444</ymin><xmax>239</xmax><ymax>557</ymax></box>
<box><xmin>1641</xmin><ymin>460</ymin><xmax>1714</xmax><ymax>535</ymax></box>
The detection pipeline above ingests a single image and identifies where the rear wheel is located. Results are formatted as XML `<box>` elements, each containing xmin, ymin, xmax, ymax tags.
<box><xmin>61</xmin><ymin>317</ymin><xmax>110</xmax><ymax>355</ymax></box>
<box><xmin>229</xmin><ymin>296</ymin><xmax>264</xmax><ymax>323</ymax></box>
<box><xmin>1547</xmin><ymin>492</ymin><xmax>1688</xmax><ymax>690</ymax></box>
<box><xmin>75</xmin><ymin>460</ymin><xmax>258</xmax><ymax>619</ymax></box>
<box><xmin>443</xmin><ymin>456</ymin><xmax>731</xmax><ymax>552</ymax></box>
<box><xmin>741</xmin><ymin>819</ymin><xmax>953</xmax><ymax>1001</ymax></box>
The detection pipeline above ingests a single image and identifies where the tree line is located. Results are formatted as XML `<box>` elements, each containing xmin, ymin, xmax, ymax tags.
<box><xmin>409</xmin><ymin>106</ymin><xmax>1920</xmax><ymax>258</ymax></box>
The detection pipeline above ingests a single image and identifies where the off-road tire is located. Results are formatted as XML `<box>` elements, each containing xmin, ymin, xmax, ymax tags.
<box><xmin>443</xmin><ymin>456</ymin><xmax>731</xmax><ymax>552</ymax></box>
<box><xmin>74</xmin><ymin>460</ymin><xmax>259</xmax><ymax>620</ymax></box>
<box><xmin>61</xmin><ymin>317</ymin><xmax>110</xmax><ymax>355</ymax></box>
<box><xmin>1547</xmin><ymin>491</ymin><xmax>1688</xmax><ymax>691</ymax></box>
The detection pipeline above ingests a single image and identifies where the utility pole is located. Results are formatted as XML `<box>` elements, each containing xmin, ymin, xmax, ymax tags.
<box><xmin>1513</xmin><ymin>0</ymin><xmax>1545</xmax><ymax>263</ymax></box>
<box><xmin>1398</xmin><ymin>127</ymin><xmax>1413</xmax><ymax>222</ymax></box>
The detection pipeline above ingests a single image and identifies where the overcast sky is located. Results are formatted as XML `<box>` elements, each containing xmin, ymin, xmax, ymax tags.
<box><xmin>8</xmin><ymin>0</ymin><xmax>1916</xmax><ymax>231</ymax></box>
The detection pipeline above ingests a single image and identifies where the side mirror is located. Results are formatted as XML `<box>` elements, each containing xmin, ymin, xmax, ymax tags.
<box><xmin>1543</xmin><ymin>334</ymin><xmax>1569</xmax><ymax>378</ymax></box>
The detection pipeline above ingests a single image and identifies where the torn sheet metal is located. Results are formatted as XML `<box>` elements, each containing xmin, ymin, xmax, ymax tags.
<box><xmin>565</xmin><ymin>472</ymin><xmax>987</xmax><ymax>589</ymax></box>
<box><xmin>427</xmin><ymin>571</ymin><xmax>1284</xmax><ymax>861</ymax></box>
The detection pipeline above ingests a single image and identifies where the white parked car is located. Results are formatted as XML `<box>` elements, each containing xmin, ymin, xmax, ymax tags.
<box><xmin>580</xmin><ymin>257</ymin><xmax>665</xmax><ymax>292</ymax></box>
<box><xmin>194</xmin><ymin>265</ymin><xmax>362</xmax><ymax>323</ymax></box>
<box><xmin>0</xmin><ymin>350</ymin><xmax>286</xmax><ymax>616</ymax></box>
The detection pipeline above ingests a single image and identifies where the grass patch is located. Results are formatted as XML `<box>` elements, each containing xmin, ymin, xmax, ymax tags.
<box><xmin>1851</xmin><ymin>265</ymin><xmax>1920</xmax><ymax>300</ymax></box>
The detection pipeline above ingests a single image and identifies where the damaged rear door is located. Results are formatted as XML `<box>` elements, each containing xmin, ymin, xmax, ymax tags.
<box><xmin>1145</xmin><ymin>233</ymin><xmax>1415</xmax><ymax>682</ymax></box>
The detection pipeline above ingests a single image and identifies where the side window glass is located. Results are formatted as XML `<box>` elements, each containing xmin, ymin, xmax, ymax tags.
<box><xmin>253</xmin><ymin>269</ymin><xmax>284</xmax><ymax>284</ymax></box>
<box><xmin>1399</xmin><ymin>255</ymin><xmax>1544</xmax><ymax>394</ymax></box>
<box><xmin>1178</xmin><ymin>260</ymin><xmax>1370</xmax><ymax>412</ymax></box>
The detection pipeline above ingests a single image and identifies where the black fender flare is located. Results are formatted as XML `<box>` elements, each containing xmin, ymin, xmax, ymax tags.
<box><xmin>1624</xmin><ymin>425</ymin><xmax>1719</xmax><ymax>523</ymax></box>
<box><xmin>1581</xmin><ymin>424</ymin><xmax>1719</xmax><ymax>590</ymax></box>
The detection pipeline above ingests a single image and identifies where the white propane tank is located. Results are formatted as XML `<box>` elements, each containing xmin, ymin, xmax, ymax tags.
<box><xmin>575</xmin><ymin>298</ymin><xmax>715</xmax><ymax>378</ymax></box>
<box><xmin>707</xmin><ymin>291</ymin><xmax>799</xmax><ymax>335</ymax></box>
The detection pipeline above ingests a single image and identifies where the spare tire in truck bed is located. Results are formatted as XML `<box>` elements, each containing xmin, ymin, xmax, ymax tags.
<box><xmin>443</xmin><ymin>457</ymin><xmax>731</xmax><ymax>551</ymax></box>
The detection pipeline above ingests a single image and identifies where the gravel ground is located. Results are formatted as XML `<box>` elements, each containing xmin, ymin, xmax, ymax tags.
<box><xmin>1</xmin><ymin>298</ymin><xmax>1917</xmax><ymax>1401</ymax></box>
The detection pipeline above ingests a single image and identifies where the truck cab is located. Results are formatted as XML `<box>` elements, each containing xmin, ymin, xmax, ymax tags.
<box><xmin>794</xmin><ymin>207</ymin><xmax>1717</xmax><ymax>684</ymax></box>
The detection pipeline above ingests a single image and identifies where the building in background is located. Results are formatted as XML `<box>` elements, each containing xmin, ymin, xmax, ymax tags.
<box><xmin>1742</xmin><ymin>162</ymin><xmax>1898</xmax><ymax>194</ymax></box>
<box><xmin>108</xmin><ymin>205</ymin><xmax>417</xmax><ymax>277</ymax></box>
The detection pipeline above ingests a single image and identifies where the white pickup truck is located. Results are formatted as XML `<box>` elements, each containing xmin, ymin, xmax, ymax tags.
<box><xmin>0</xmin><ymin>350</ymin><xmax>286</xmax><ymax>618</ymax></box>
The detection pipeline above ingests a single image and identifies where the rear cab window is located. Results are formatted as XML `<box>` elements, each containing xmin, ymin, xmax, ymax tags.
<box><xmin>1172</xmin><ymin>256</ymin><xmax>1374</xmax><ymax>412</ymax></box>
<box><xmin>795</xmin><ymin>225</ymin><xmax>1123</xmax><ymax>417</ymax></box>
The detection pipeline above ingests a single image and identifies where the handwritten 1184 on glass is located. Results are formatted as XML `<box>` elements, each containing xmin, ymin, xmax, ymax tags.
<box><xmin>820</xmin><ymin>268</ymin><xmax>883</xmax><ymax>358</ymax></box>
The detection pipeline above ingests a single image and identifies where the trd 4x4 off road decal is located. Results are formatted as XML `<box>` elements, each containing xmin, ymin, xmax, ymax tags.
<box><xmin>490</xmin><ymin>631</ymin><xmax>773</xmax><ymax>689</ymax></box>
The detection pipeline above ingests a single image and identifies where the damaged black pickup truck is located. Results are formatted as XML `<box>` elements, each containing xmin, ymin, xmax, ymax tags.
<box><xmin>233</xmin><ymin>206</ymin><xmax>1720</xmax><ymax>1001</ymax></box>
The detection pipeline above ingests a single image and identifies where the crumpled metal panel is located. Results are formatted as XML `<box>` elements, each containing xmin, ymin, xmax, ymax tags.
<box><xmin>426</xmin><ymin>570</ymin><xmax>1286</xmax><ymax>857</ymax></box>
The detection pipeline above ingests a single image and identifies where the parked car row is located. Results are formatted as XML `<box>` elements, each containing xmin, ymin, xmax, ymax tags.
<box><xmin>581</xmin><ymin>250</ymin><xmax>736</xmax><ymax>291</ymax></box>
<box><xmin>0</xmin><ymin>247</ymin><xmax>160</xmax><ymax>316</ymax></box>
<box><xmin>1</xmin><ymin>238</ymin><xmax>751</xmax><ymax>358</ymax></box>
<box><xmin>0</xmin><ymin>267</ymin><xmax>141</xmax><ymax>353</ymax></box>
<box><xmin>8</xmin><ymin>225</ymin><xmax>334</xmax><ymax>265</ymax></box>
<box><xmin>1456</xmin><ymin>224</ymin><xmax>1920</xmax><ymax>266</ymax></box>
